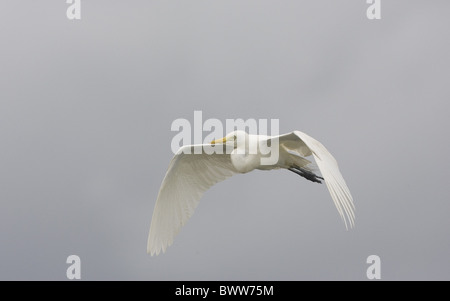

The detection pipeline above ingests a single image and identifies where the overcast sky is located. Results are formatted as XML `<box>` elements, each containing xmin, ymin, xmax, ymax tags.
<box><xmin>0</xmin><ymin>1</ymin><xmax>449</xmax><ymax>280</ymax></box>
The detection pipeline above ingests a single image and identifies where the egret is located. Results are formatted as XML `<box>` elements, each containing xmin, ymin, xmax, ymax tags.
<box><xmin>147</xmin><ymin>130</ymin><xmax>354</xmax><ymax>255</ymax></box>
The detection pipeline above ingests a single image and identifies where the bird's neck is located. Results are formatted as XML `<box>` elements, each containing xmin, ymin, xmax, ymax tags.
<box><xmin>230</xmin><ymin>135</ymin><xmax>261</xmax><ymax>173</ymax></box>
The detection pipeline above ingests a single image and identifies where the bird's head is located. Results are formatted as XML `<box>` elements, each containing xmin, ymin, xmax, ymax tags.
<box><xmin>210</xmin><ymin>130</ymin><xmax>248</xmax><ymax>148</ymax></box>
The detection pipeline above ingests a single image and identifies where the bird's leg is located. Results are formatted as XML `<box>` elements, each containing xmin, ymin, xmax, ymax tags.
<box><xmin>288</xmin><ymin>166</ymin><xmax>323</xmax><ymax>184</ymax></box>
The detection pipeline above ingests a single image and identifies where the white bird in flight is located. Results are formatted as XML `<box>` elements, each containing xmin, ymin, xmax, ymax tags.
<box><xmin>147</xmin><ymin>130</ymin><xmax>355</xmax><ymax>255</ymax></box>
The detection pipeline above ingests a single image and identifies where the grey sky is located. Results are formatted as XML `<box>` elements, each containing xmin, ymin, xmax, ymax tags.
<box><xmin>0</xmin><ymin>1</ymin><xmax>449</xmax><ymax>280</ymax></box>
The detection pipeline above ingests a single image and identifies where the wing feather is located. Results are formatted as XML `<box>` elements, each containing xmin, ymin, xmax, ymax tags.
<box><xmin>147</xmin><ymin>145</ymin><xmax>238</xmax><ymax>255</ymax></box>
<box><xmin>276</xmin><ymin>131</ymin><xmax>355</xmax><ymax>229</ymax></box>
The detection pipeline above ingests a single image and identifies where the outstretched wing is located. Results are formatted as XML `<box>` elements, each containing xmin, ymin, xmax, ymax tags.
<box><xmin>275</xmin><ymin>131</ymin><xmax>355</xmax><ymax>229</ymax></box>
<box><xmin>147</xmin><ymin>145</ymin><xmax>238</xmax><ymax>255</ymax></box>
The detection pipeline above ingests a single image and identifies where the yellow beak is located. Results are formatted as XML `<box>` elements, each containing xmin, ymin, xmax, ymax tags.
<box><xmin>210</xmin><ymin>137</ymin><xmax>227</xmax><ymax>145</ymax></box>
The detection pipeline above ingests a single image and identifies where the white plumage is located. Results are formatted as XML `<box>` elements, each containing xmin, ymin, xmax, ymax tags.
<box><xmin>147</xmin><ymin>130</ymin><xmax>355</xmax><ymax>255</ymax></box>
